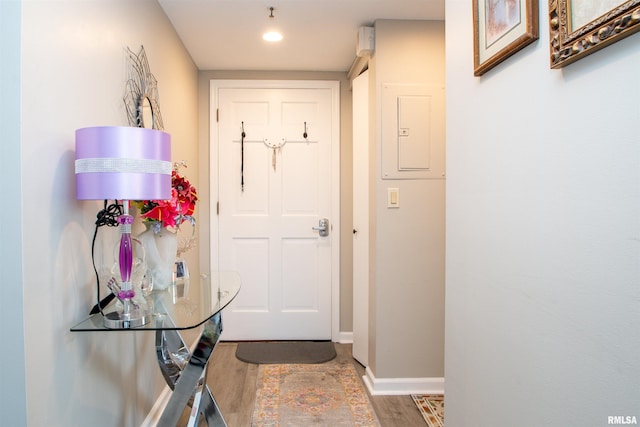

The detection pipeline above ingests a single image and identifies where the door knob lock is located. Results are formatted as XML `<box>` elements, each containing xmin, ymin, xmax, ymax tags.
<box><xmin>312</xmin><ymin>218</ymin><xmax>329</xmax><ymax>237</ymax></box>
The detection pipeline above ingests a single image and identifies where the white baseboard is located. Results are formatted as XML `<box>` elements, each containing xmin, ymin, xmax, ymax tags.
<box><xmin>141</xmin><ymin>386</ymin><xmax>172</xmax><ymax>427</ymax></box>
<box><xmin>336</xmin><ymin>331</ymin><xmax>353</xmax><ymax>344</ymax></box>
<box><xmin>363</xmin><ymin>366</ymin><xmax>444</xmax><ymax>396</ymax></box>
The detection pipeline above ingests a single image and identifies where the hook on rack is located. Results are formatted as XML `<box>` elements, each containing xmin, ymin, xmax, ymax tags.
<box><xmin>303</xmin><ymin>122</ymin><xmax>308</xmax><ymax>140</ymax></box>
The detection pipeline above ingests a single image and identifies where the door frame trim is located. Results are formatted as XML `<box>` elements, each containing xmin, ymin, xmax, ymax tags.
<box><xmin>209</xmin><ymin>79</ymin><xmax>341</xmax><ymax>341</ymax></box>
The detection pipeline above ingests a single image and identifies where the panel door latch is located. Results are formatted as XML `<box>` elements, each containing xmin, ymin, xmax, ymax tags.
<box><xmin>312</xmin><ymin>218</ymin><xmax>329</xmax><ymax>237</ymax></box>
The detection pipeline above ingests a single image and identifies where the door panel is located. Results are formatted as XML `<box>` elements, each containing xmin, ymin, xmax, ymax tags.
<box><xmin>213</xmin><ymin>82</ymin><xmax>337</xmax><ymax>340</ymax></box>
<box><xmin>352</xmin><ymin>71</ymin><xmax>369</xmax><ymax>366</ymax></box>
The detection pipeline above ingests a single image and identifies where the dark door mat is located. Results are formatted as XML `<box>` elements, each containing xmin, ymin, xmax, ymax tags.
<box><xmin>235</xmin><ymin>341</ymin><xmax>337</xmax><ymax>364</ymax></box>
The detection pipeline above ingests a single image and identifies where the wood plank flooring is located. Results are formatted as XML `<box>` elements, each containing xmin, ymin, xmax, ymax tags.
<box><xmin>204</xmin><ymin>342</ymin><xmax>427</xmax><ymax>427</ymax></box>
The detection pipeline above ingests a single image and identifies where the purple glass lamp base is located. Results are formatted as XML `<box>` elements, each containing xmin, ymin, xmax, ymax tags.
<box><xmin>102</xmin><ymin>204</ymin><xmax>151</xmax><ymax>329</ymax></box>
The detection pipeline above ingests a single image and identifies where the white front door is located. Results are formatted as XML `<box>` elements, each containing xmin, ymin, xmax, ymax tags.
<box><xmin>211</xmin><ymin>80</ymin><xmax>339</xmax><ymax>340</ymax></box>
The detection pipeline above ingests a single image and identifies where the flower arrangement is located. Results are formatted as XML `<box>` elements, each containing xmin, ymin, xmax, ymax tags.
<box><xmin>133</xmin><ymin>161</ymin><xmax>198</xmax><ymax>233</ymax></box>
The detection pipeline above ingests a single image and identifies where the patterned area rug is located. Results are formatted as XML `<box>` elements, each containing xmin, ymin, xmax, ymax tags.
<box><xmin>252</xmin><ymin>360</ymin><xmax>381</xmax><ymax>426</ymax></box>
<box><xmin>412</xmin><ymin>394</ymin><xmax>444</xmax><ymax>427</ymax></box>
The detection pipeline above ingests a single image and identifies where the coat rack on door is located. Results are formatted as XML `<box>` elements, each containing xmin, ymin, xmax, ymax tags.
<box><xmin>239</xmin><ymin>121</ymin><xmax>312</xmax><ymax>191</ymax></box>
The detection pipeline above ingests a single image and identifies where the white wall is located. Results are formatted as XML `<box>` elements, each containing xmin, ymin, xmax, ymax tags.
<box><xmin>1</xmin><ymin>2</ymin><xmax>27</xmax><ymax>426</ymax></box>
<box><xmin>445</xmin><ymin>0</ymin><xmax>640</xmax><ymax>425</ymax></box>
<box><xmin>19</xmin><ymin>1</ymin><xmax>198</xmax><ymax>425</ymax></box>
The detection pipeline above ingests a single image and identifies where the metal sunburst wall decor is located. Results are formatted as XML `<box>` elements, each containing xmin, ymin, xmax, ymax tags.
<box><xmin>123</xmin><ymin>45</ymin><xmax>164</xmax><ymax>130</ymax></box>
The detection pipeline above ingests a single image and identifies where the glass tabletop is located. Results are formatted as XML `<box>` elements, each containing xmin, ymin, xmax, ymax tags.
<box><xmin>70</xmin><ymin>270</ymin><xmax>241</xmax><ymax>331</ymax></box>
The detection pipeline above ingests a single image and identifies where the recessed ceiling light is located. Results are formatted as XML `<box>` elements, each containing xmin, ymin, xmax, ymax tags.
<box><xmin>263</xmin><ymin>31</ymin><xmax>283</xmax><ymax>42</ymax></box>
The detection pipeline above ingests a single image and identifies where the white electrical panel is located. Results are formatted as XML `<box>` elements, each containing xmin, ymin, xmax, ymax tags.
<box><xmin>398</xmin><ymin>95</ymin><xmax>430</xmax><ymax>170</ymax></box>
<box><xmin>381</xmin><ymin>83</ymin><xmax>445</xmax><ymax>180</ymax></box>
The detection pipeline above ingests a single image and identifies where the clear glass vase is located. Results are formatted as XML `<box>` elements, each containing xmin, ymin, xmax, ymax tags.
<box><xmin>137</xmin><ymin>224</ymin><xmax>178</xmax><ymax>290</ymax></box>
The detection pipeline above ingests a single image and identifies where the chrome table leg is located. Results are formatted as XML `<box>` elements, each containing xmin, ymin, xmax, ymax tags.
<box><xmin>156</xmin><ymin>312</ymin><xmax>225</xmax><ymax>426</ymax></box>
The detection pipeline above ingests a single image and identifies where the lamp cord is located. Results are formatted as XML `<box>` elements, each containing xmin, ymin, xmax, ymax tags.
<box><xmin>89</xmin><ymin>200</ymin><xmax>123</xmax><ymax>315</ymax></box>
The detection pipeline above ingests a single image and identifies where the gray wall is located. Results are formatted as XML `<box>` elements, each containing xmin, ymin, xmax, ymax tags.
<box><xmin>445</xmin><ymin>0</ymin><xmax>640</xmax><ymax>425</ymax></box>
<box><xmin>369</xmin><ymin>20</ymin><xmax>446</xmax><ymax>379</ymax></box>
<box><xmin>18</xmin><ymin>1</ymin><xmax>199</xmax><ymax>425</ymax></box>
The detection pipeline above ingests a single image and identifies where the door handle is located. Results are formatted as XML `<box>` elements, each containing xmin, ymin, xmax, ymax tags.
<box><xmin>312</xmin><ymin>218</ymin><xmax>329</xmax><ymax>237</ymax></box>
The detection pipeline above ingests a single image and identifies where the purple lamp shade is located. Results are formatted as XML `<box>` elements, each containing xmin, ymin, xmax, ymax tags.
<box><xmin>75</xmin><ymin>126</ymin><xmax>172</xmax><ymax>201</ymax></box>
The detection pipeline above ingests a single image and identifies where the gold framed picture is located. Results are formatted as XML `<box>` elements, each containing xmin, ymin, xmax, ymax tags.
<box><xmin>473</xmin><ymin>0</ymin><xmax>539</xmax><ymax>76</ymax></box>
<box><xmin>549</xmin><ymin>0</ymin><xmax>640</xmax><ymax>68</ymax></box>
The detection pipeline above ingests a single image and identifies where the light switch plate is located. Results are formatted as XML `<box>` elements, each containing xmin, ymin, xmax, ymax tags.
<box><xmin>388</xmin><ymin>188</ymin><xmax>400</xmax><ymax>208</ymax></box>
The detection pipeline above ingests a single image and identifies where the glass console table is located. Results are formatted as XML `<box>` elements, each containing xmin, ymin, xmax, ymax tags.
<box><xmin>71</xmin><ymin>271</ymin><xmax>241</xmax><ymax>427</ymax></box>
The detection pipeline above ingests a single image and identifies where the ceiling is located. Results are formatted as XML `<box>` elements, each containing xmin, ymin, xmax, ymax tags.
<box><xmin>158</xmin><ymin>0</ymin><xmax>445</xmax><ymax>72</ymax></box>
